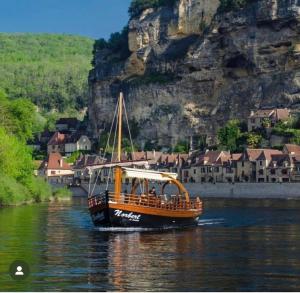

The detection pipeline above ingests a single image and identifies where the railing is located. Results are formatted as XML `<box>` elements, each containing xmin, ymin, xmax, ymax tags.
<box><xmin>88</xmin><ymin>192</ymin><xmax>202</xmax><ymax>211</ymax></box>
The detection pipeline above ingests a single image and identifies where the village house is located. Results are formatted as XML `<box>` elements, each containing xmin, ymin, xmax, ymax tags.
<box><xmin>181</xmin><ymin>150</ymin><xmax>240</xmax><ymax>183</ymax></box>
<box><xmin>237</xmin><ymin>148</ymin><xmax>282</xmax><ymax>182</ymax></box>
<box><xmin>267</xmin><ymin>154</ymin><xmax>293</xmax><ymax>183</ymax></box>
<box><xmin>65</xmin><ymin>132</ymin><xmax>92</xmax><ymax>156</ymax></box>
<box><xmin>73</xmin><ymin>154</ymin><xmax>106</xmax><ymax>185</ymax></box>
<box><xmin>38</xmin><ymin>152</ymin><xmax>74</xmax><ymax>184</ymax></box>
<box><xmin>47</xmin><ymin>132</ymin><xmax>66</xmax><ymax>154</ymax></box>
<box><xmin>247</xmin><ymin>108</ymin><xmax>290</xmax><ymax>132</ymax></box>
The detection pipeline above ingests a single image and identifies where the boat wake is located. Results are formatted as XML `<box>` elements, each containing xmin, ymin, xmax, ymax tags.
<box><xmin>95</xmin><ymin>226</ymin><xmax>176</xmax><ymax>232</ymax></box>
<box><xmin>197</xmin><ymin>218</ymin><xmax>225</xmax><ymax>226</ymax></box>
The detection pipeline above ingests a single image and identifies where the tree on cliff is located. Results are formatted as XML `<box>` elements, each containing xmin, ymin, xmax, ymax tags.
<box><xmin>218</xmin><ymin>119</ymin><xmax>242</xmax><ymax>152</ymax></box>
<box><xmin>128</xmin><ymin>0</ymin><xmax>177</xmax><ymax>18</ymax></box>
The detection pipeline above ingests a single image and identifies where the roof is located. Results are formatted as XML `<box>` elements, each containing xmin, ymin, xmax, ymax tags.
<box><xmin>269</xmin><ymin>154</ymin><xmax>292</xmax><ymax>168</ymax></box>
<box><xmin>249</xmin><ymin>108</ymin><xmax>290</xmax><ymax>120</ymax></box>
<box><xmin>249</xmin><ymin>109</ymin><xmax>274</xmax><ymax>118</ymax></box>
<box><xmin>275</xmin><ymin>108</ymin><xmax>290</xmax><ymax>121</ymax></box>
<box><xmin>73</xmin><ymin>155</ymin><xmax>106</xmax><ymax>169</ymax></box>
<box><xmin>284</xmin><ymin>144</ymin><xmax>300</xmax><ymax>155</ymax></box>
<box><xmin>196</xmin><ymin>151</ymin><xmax>231</xmax><ymax>166</ymax></box>
<box><xmin>65</xmin><ymin>132</ymin><xmax>89</xmax><ymax>144</ymax></box>
<box><xmin>40</xmin><ymin>153</ymin><xmax>72</xmax><ymax>170</ymax></box>
<box><xmin>257</xmin><ymin>149</ymin><xmax>282</xmax><ymax>161</ymax></box>
<box><xmin>122</xmin><ymin>167</ymin><xmax>178</xmax><ymax>181</ymax></box>
<box><xmin>47</xmin><ymin>132</ymin><xmax>66</xmax><ymax>146</ymax></box>
<box><xmin>231</xmin><ymin>153</ymin><xmax>242</xmax><ymax>161</ymax></box>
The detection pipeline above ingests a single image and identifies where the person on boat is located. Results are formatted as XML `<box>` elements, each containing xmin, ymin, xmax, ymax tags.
<box><xmin>149</xmin><ymin>186</ymin><xmax>157</xmax><ymax>197</ymax></box>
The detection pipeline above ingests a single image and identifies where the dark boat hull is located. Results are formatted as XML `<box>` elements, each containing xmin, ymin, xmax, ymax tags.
<box><xmin>89</xmin><ymin>205</ymin><xmax>200</xmax><ymax>228</ymax></box>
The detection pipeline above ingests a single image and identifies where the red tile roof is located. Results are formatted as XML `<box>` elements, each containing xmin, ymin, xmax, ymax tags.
<box><xmin>284</xmin><ymin>144</ymin><xmax>300</xmax><ymax>155</ymax></box>
<box><xmin>41</xmin><ymin>153</ymin><xmax>72</xmax><ymax>170</ymax></box>
<box><xmin>275</xmin><ymin>109</ymin><xmax>290</xmax><ymax>121</ymax></box>
<box><xmin>47</xmin><ymin>132</ymin><xmax>66</xmax><ymax>146</ymax></box>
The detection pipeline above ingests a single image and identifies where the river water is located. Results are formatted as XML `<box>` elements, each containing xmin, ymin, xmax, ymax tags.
<box><xmin>1</xmin><ymin>197</ymin><xmax>300</xmax><ymax>291</ymax></box>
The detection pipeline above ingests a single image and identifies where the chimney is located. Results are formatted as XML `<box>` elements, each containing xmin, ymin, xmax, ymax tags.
<box><xmin>59</xmin><ymin>159</ymin><xmax>63</xmax><ymax>168</ymax></box>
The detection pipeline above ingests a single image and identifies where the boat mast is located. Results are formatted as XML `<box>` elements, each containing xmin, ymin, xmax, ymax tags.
<box><xmin>114</xmin><ymin>92</ymin><xmax>123</xmax><ymax>201</ymax></box>
<box><xmin>117</xmin><ymin>92</ymin><xmax>123</xmax><ymax>162</ymax></box>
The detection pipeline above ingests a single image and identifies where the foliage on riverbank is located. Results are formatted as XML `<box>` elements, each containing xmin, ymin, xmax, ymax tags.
<box><xmin>53</xmin><ymin>187</ymin><xmax>72</xmax><ymax>199</ymax></box>
<box><xmin>0</xmin><ymin>90</ymin><xmax>54</xmax><ymax>206</ymax></box>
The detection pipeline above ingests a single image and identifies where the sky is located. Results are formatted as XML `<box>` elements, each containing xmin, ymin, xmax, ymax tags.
<box><xmin>0</xmin><ymin>0</ymin><xmax>132</xmax><ymax>39</ymax></box>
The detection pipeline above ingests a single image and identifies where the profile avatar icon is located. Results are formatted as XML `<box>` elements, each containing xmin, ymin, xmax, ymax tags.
<box><xmin>9</xmin><ymin>260</ymin><xmax>30</xmax><ymax>280</ymax></box>
<box><xmin>15</xmin><ymin>266</ymin><xmax>24</xmax><ymax>276</ymax></box>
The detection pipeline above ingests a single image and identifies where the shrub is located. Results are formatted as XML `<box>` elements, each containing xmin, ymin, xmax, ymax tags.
<box><xmin>53</xmin><ymin>187</ymin><xmax>72</xmax><ymax>199</ymax></box>
<box><xmin>92</xmin><ymin>26</ymin><xmax>131</xmax><ymax>64</ymax></box>
<box><xmin>129</xmin><ymin>0</ymin><xmax>177</xmax><ymax>18</ymax></box>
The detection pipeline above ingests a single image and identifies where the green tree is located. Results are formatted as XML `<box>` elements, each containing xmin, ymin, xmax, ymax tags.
<box><xmin>0</xmin><ymin>33</ymin><xmax>93</xmax><ymax>112</ymax></box>
<box><xmin>218</xmin><ymin>119</ymin><xmax>241</xmax><ymax>152</ymax></box>
<box><xmin>173</xmin><ymin>140</ymin><xmax>189</xmax><ymax>153</ymax></box>
<box><xmin>246</xmin><ymin>132</ymin><xmax>262</xmax><ymax>148</ymax></box>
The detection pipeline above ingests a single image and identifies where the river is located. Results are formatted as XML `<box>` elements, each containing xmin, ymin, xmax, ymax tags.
<box><xmin>1</xmin><ymin>197</ymin><xmax>300</xmax><ymax>291</ymax></box>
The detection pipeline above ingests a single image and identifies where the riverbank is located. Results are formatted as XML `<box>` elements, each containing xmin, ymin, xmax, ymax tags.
<box><xmin>82</xmin><ymin>183</ymin><xmax>300</xmax><ymax>199</ymax></box>
<box><xmin>0</xmin><ymin>183</ymin><xmax>72</xmax><ymax>207</ymax></box>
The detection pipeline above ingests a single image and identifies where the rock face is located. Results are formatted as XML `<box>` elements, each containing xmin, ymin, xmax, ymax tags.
<box><xmin>89</xmin><ymin>0</ymin><xmax>300</xmax><ymax>148</ymax></box>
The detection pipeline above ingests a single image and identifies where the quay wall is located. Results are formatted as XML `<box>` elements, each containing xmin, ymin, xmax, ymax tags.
<box><xmin>81</xmin><ymin>183</ymin><xmax>300</xmax><ymax>199</ymax></box>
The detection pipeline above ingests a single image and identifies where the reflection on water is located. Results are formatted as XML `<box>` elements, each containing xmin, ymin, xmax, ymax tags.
<box><xmin>1</xmin><ymin>198</ymin><xmax>300</xmax><ymax>291</ymax></box>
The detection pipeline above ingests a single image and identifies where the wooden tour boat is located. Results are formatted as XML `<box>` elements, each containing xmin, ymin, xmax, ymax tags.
<box><xmin>88</xmin><ymin>93</ymin><xmax>203</xmax><ymax>228</ymax></box>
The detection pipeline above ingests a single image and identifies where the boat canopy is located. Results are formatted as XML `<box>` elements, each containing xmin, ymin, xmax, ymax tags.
<box><xmin>122</xmin><ymin>167</ymin><xmax>178</xmax><ymax>181</ymax></box>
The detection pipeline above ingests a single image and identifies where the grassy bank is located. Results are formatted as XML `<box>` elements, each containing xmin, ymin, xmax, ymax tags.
<box><xmin>0</xmin><ymin>175</ymin><xmax>72</xmax><ymax>207</ymax></box>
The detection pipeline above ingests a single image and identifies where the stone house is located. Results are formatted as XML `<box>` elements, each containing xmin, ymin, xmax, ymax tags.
<box><xmin>47</xmin><ymin>132</ymin><xmax>66</xmax><ymax>154</ymax></box>
<box><xmin>247</xmin><ymin>108</ymin><xmax>290</xmax><ymax>132</ymax></box>
<box><xmin>267</xmin><ymin>154</ymin><xmax>293</xmax><ymax>183</ymax></box>
<box><xmin>38</xmin><ymin>152</ymin><xmax>74</xmax><ymax>184</ymax></box>
<box><xmin>236</xmin><ymin>149</ymin><xmax>282</xmax><ymax>182</ymax></box>
<box><xmin>73</xmin><ymin>154</ymin><xmax>106</xmax><ymax>184</ymax></box>
<box><xmin>65</xmin><ymin>133</ymin><xmax>92</xmax><ymax>156</ymax></box>
<box><xmin>182</xmin><ymin>150</ymin><xmax>234</xmax><ymax>183</ymax></box>
<box><xmin>291</xmin><ymin>156</ymin><xmax>300</xmax><ymax>182</ymax></box>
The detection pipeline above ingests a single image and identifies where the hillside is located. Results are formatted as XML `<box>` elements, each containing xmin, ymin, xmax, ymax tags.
<box><xmin>0</xmin><ymin>33</ymin><xmax>93</xmax><ymax>112</ymax></box>
<box><xmin>89</xmin><ymin>0</ymin><xmax>300</xmax><ymax>148</ymax></box>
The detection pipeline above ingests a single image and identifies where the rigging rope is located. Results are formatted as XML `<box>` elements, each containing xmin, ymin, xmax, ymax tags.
<box><xmin>106</xmin><ymin>107</ymin><xmax>118</xmax><ymax>191</ymax></box>
<box><xmin>123</xmin><ymin>97</ymin><xmax>144</xmax><ymax>194</ymax></box>
<box><xmin>89</xmin><ymin>99</ymin><xmax>119</xmax><ymax>196</ymax></box>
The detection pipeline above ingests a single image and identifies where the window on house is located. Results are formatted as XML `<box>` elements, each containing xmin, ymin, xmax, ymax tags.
<box><xmin>282</xmin><ymin>169</ymin><xmax>288</xmax><ymax>175</ymax></box>
<box><xmin>208</xmin><ymin>167</ymin><xmax>212</xmax><ymax>173</ymax></box>
<box><xmin>260</xmin><ymin>161</ymin><xmax>263</xmax><ymax>166</ymax></box>
<box><xmin>259</xmin><ymin>169</ymin><xmax>264</xmax><ymax>175</ymax></box>
<box><xmin>283</xmin><ymin>178</ymin><xmax>289</xmax><ymax>182</ymax></box>
<box><xmin>193</xmin><ymin>169</ymin><xmax>196</xmax><ymax>174</ymax></box>
<box><xmin>51</xmin><ymin>171</ymin><xmax>56</xmax><ymax>175</ymax></box>
<box><xmin>271</xmin><ymin>169</ymin><xmax>276</xmax><ymax>175</ymax></box>
<box><xmin>242</xmin><ymin>161</ymin><xmax>244</xmax><ymax>167</ymax></box>
<box><xmin>215</xmin><ymin>167</ymin><xmax>219</xmax><ymax>172</ymax></box>
<box><xmin>201</xmin><ymin>167</ymin><xmax>206</xmax><ymax>173</ymax></box>
<box><xmin>251</xmin><ymin>119</ymin><xmax>255</xmax><ymax>123</ymax></box>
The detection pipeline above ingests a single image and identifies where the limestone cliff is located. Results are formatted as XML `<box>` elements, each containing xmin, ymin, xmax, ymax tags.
<box><xmin>89</xmin><ymin>0</ymin><xmax>300</xmax><ymax>148</ymax></box>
